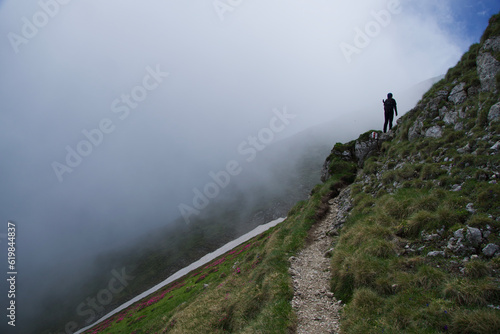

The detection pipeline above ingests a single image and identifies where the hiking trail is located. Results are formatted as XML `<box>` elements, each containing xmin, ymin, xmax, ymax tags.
<box><xmin>289</xmin><ymin>196</ymin><xmax>344</xmax><ymax>333</ymax></box>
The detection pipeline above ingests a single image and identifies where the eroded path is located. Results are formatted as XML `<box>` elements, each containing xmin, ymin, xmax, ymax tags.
<box><xmin>289</xmin><ymin>198</ymin><xmax>343</xmax><ymax>334</ymax></box>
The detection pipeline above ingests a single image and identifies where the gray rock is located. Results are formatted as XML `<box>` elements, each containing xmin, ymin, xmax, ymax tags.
<box><xmin>466</xmin><ymin>203</ymin><xmax>476</xmax><ymax>214</ymax></box>
<box><xmin>482</xmin><ymin>36</ymin><xmax>500</xmax><ymax>52</ymax></box>
<box><xmin>342</xmin><ymin>150</ymin><xmax>352</xmax><ymax>159</ymax></box>
<box><xmin>439</xmin><ymin>106</ymin><xmax>449</xmax><ymax>117</ymax></box>
<box><xmin>454</xmin><ymin>228</ymin><xmax>464</xmax><ymax>239</ymax></box>
<box><xmin>466</xmin><ymin>227</ymin><xmax>482</xmax><ymax>248</ymax></box>
<box><xmin>443</xmin><ymin>111</ymin><xmax>458</xmax><ymax>125</ymax></box>
<box><xmin>458</xmin><ymin>143</ymin><xmax>471</xmax><ymax>154</ymax></box>
<box><xmin>425</xmin><ymin>126</ymin><xmax>443</xmax><ymax>139</ymax></box>
<box><xmin>427</xmin><ymin>251</ymin><xmax>446</xmax><ymax>257</ymax></box>
<box><xmin>488</xmin><ymin>102</ymin><xmax>500</xmax><ymax>123</ymax></box>
<box><xmin>448</xmin><ymin>82</ymin><xmax>467</xmax><ymax>104</ymax></box>
<box><xmin>354</xmin><ymin>138</ymin><xmax>379</xmax><ymax>166</ymax></box>
<box><xmin>408</xmin><ymin>119</ymin><xmax>424</xmax><ymax>141</ymax></box>
<box><xmin>451</xmin><ymin>184</ymin><xmax>462</xmax><ymax>192</ymax></box>
<box><xmin>436</xmin><ymin>90</ymin><xmax>449</xmax><ymax>98</ymax></box>
<box><xmin>491</xmin><ymin>141</ymin><xmax>500</xmax><ymax>150</ymax></box>
<box><xmin>424</xmin><ymin>234</ymin><xmax>440</xmax><ymax>241</ymax></box>
<box><xmin>477</xmin><ymin>51</ymin><xmax>500</xmax><ymax>92</ymax></box>
<box><xmin>454</xmin><ymin>122</ymin><xmax>464</xmax><ymax>131</ymax></box>
<box><xmin>482</xmin><ymin>244</ymin><xmax>500</xmax><ymax>257</ymax></box>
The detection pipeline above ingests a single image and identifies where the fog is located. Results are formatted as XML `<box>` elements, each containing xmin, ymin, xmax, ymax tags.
<box><xmin>0</xmin><ymin>0</ymin><xmax>498</xmax><ymax>332</ymax></box>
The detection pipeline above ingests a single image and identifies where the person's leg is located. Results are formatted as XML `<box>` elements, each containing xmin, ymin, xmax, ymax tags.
<box><xmin>383</xmin><ymin>111</ymin><xmax>390</xmax><ymax>133</ymax></box>
<box><xmin>387</xmin><ymin>112</ymin><xmax>394</xmax><ymax>131</ymax></box>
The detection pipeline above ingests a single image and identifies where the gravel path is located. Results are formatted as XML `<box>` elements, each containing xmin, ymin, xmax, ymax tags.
<box><xmin>289</xmin><ymin>200</ymin><xmax>343</xmax><ymax>334</ymax></box>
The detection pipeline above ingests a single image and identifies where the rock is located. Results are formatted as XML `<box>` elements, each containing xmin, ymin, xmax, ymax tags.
<box><xmin>458</xmin><ymin>143</ymin><xmax>471</xmax><ymax>154</ymax></box>
<box><xmin>477</xmin><ymin>37</ymin><xmax>500</xmax><ymax>92</ymax></box>
<box><xmin>467</xmin><ymin>86</ymin><xmax>479</xmax><ymax>96</ymax></box>
<box><xmin>482</xmin><ymin>244</ymin><xmax>499</xmax><ymax>257</ymax></box>
<box><xmin>427</xmin><ymin>251</ymin><xmax>445</xmax><ymax>257</ymax></box>
<box><xmin>466</xmin><ymin>203</ymin><xmax>476</xmax><ymax>214</ymax></box>
<box><xmin>448</xmin><ymin>82</ymin><xmax>467</xmax><ymax>104</ymax></box>
<box><xmin>324</xmin><ymin>248</ymin><xmax>334</xmax><ymax>258</ymax></box>
<box><xmin>439</xmin><ymin>106</ymin><xmax>449</xmax><ymax>117</ymax></box>
<box><xmin>482</xmin><ymin>36</ymin><xmax>500</xmax><ymax>52</ymax></box>
<box><xmin>327</xmin><ymin>229</ymin><xmax>339</xmax><ymax>237</ymax></box>
<box><xmin>408</xmin><ymin>119</ymin><xmax>424</xmax><ymax>141</ymax></box>
<box><xmin>342</xmin><ymin>150</ymin><xmax>352</xmax><ymax>159</ymax></box>
<box><xmin>354</xmin><ymin>138</ymin><xmax>379</xmax><ymax>166</ymax></box>
<box><xmin>454</xmin><ymin>228</ymin><xmax>464</xmax><ymax>239</ymax></box>
<box><xmin>425</xmin><ymin>126</ymin><xmax>443</xmax><ymax>139</ymax></box>
<box><xmin>454</xmin><ymin>122</ymin><xmax>464</xmax><ymax>131</ymax></box>
<box><xmin>424</xmin><ymin>234</ymin><xmax>440</xmax><ymax>241</ymax></box>
<box><xmin>443</xmin><ymin>111</ymin><xmax>458</xmax><ymax>125</ymax></box>
<box><xmin>466</xmin><ymin>227</ymin><xmax>482</xmax><ymax>248</ymax></box>
<box><xmin>451</xmin><ymin>184</ymin><xmax>462</xmax><ymax>192</ymax></box>
<box><xmin>488</xmin><ymin>102</ymin><xmax>500</xmax><ymax>123</ymax></box>
<box><xmin>492</xmin><ymin>141</ymin><xmax>500</xmax><ymax>150</ymax></box>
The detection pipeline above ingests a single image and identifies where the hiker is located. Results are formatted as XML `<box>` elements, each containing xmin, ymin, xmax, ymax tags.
<box><xmin>383</xmin><ymin>93</ymin><xmax>398</xmax><ymax>133</ymax></box>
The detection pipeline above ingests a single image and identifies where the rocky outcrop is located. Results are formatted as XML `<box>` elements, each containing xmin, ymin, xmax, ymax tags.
<box><xmin>489</xmin><ymin>102</ymin><xmax>500</xmax><ymax>123</ymax></box>
<box><xmin>477</xmin><ymin>37</ymin><xmax>500</xmax><ymax>92</ymax></box>
<box><xmin>448</xmin><ymin>82</ymin><xmax>467</xmax><ymax>104</ymax></box>
<box><xmin>425</xmin><ymin>125</ymin><xmax>443</xmax><ymax>139</ymax></box>
<box><xmin>408</xmin><ymin>117</ymin><xmax>424</xmax><ymax>141</ymax></box>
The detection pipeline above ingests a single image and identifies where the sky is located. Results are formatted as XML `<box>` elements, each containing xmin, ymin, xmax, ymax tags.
<box><xmin>0</xmin><ymin>0</ymin><xmax>499</xmax><ymax>332</ymax></box>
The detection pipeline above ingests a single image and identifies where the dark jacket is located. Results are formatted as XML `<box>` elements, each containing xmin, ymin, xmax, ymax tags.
<box><xmin>383</xmin><ymin>98</ymin><xmax>397</xmax><ymax>115</ymax></box>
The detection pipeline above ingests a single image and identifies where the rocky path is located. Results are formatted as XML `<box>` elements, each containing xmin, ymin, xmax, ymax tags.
<box><xmin>289</xmin><ymin>199</ymin><xmax>343</xmax><ymax>334</ymax></box>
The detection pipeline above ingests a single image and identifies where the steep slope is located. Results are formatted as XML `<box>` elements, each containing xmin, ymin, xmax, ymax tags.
<box><xmin>326</xmin><ymin>14</ymin><xmax>500</xmax><ymax>333</ymax></box>
<box><xmin>78</xmin><ymin>13</ymin><xmax>500</xmax><ymax>334</ymax></box>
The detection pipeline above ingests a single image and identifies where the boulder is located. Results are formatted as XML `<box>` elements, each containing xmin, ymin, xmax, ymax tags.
<box><xmin>454</xmin><ymin>228</ymin><xmax>464</xmax><ymax>239</ymax></box>
<box><xmin>477</xmin><ymin>37</ymin><xmax>500</xmax><ymax>92</ymax></box>
<box><xmin>354</xmin><ymin>138</ymin><xmax>379</xmax><ymax>166</ymax></box>
<box><xmin>408</xmin><ymin>119</ymin><xmax>423</xmax><ymax>141</ymax></box>
<box><xmin>427</xmin><ymin>251</ymin><xmax>446</xmax><ymax>257</ymax></box>
<box><xmin>425</xmin><ymin>126</ymin><xmax>443</xmax><ymax>139</ymax></box>
<box><xmin>448</xmin><ymin>82</ymin><xmax>467</xmax><ymax>105</ymax></box>
<box><xmin>482</xmin><ymin>244</ymin><xmax>499</xmax><ymax>257</ymax></box>
<box><xmin>465</xmin><ymin>227</ymin><xmax>482</xmax><ymax>248</ymax></box>
<box><xmin>443</xmin><ymin>111</ymin><xmax>458</xmax><ymax>125</ymax></box>
<box><xmin>488</xmin><ymin>102</ymin><xmax>500</xmax><ymax>123</ymax></box>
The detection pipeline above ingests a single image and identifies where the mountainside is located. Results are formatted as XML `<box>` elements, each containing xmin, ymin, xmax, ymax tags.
<box><xmin>71</xmin><ymin>13</ymin><xmax>499</xmax><ymax>334</ymax></box>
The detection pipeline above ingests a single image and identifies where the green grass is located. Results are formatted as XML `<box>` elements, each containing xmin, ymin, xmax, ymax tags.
<box><xmin>81</xmin><ymin>14</ymin><xmax>500</xmax><ymax>334</ymax></box>
<box><xmin>82</xmin><ymin>173</ymin><xmax>348</xmax><ymax>334</ymax></box>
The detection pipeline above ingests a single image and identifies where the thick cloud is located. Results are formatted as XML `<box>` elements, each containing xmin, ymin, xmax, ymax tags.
<box><xmin>0</xmin><ymin>0</ymin><xmax>499</xmax><ymax>332</ymax></box>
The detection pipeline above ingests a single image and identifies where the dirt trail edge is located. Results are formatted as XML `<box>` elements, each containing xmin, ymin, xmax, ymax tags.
<box><xmin>289</xmin><ymin>190</ymin><xmax>349</xmax><ymax>334</ymax></box>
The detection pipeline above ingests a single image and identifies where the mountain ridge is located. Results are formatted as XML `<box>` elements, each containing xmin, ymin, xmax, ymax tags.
<box><xmin>52</xmin><ymin>12</ymin><xmax>500</xmax><ymax>334</ymax></box>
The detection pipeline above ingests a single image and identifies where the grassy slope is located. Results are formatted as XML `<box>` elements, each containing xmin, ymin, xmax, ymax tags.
<box><xmin>81</xmin><ymin>175</ymin><xmax>354</xmax><ymax>334</ymax></box>
<box><xmin>331</xmin><ymin>14</ymin><xmax>500</xmax><ymax>334</ymax></box>
<box><xmin>83</xmin><ymin>14</ymin><xmax>500</xmax><ymax>334</ymax></box>
<box><xmin>80</xmin><ymin>143</ymin><xmax>357</xmax><ymax>334</ymax></box>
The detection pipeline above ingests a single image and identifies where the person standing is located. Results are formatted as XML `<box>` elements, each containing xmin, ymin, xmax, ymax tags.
<box><xmin>383</xmin><ymin>93</ymin><xmax>398</xmax><ymax>133</ymax></box>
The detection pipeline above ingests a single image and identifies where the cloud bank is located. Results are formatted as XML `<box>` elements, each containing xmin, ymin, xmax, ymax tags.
<box><xmin>0</xmin><ymin>0</ymin><xmax>498</xmax><ymax>331</ymax></box>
